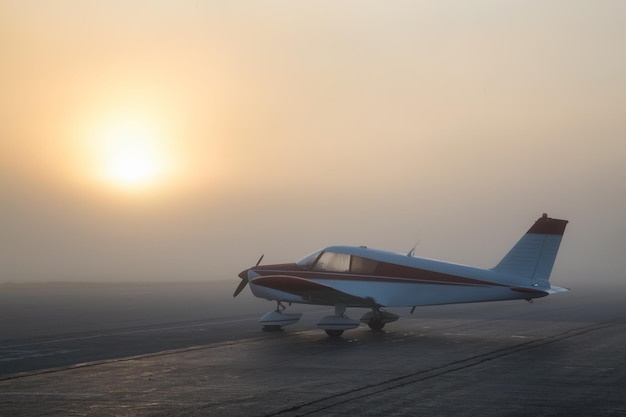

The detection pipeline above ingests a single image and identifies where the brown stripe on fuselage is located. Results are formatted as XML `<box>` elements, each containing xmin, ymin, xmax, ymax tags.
<box><xmin>254</xmin><ymin>271</ymin><xmax>496</xmax><ymax>287</ymax></box>
<box><xmin>252</xmin><ymin>275</ymin><xmax>372</xmax><ymax>306</ymax></box>
<box><xmin>253</xmin><ymin>275</ymin><xmax>332</xmax><ymax>292</ymax></box>
<box><xmin>252</xmin><ymin>260</ymin><xmax>506</xmax><ymax>288</ymax></box>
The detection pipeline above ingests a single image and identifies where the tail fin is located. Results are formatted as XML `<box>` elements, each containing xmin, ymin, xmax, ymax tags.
<box><xmin>493</xmin><ymin>214</ymin><xmax>568</xmax><ymax>284</ymax></box>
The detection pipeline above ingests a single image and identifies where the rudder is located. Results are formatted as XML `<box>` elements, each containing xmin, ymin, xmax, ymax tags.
<box><xmin>493</xmin><ymin>214</ymin><xmax>568</xmax><ymax>283</ymax></box>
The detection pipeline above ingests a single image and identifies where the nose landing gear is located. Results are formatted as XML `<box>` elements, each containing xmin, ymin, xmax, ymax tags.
<box><xmin>260</xmin><ymin>301</ymin><xmax>302</xmax><ymax>331</ymax></box>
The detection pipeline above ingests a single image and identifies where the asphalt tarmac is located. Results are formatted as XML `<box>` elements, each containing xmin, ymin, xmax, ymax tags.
<box><xmin>1</xmin><ymin>281</ymin><xmax>625</xmax><ymax>416</ymax></box>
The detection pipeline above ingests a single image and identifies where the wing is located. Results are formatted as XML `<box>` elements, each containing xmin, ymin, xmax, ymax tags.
<box><xmin>251</xmin><ymin>275</ymin><xmax>376</xmax><ymax>307</ymax></box>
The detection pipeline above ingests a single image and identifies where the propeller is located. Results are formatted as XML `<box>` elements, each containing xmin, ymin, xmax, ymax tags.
<box><xmin>233</xmin><ymin>254</ymin><xmax>264</xmax><ymax>297</ymax></box>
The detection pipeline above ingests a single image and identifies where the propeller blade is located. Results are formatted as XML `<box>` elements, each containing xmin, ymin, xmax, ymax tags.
<box><xmin>234</xmin><ymin>254</ymin><xmax>263</xmax><ymax>297</ymax></box>
<box><xmin>233</xmin><ymin>278</ymin><xmax>248</xmax><ymax>297</ymax></box>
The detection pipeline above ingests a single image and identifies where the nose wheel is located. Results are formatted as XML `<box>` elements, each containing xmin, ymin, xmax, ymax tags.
<box><xmin>259</xmin><ymin>301</ymin><xmax>302</xmax><ymax>331</ymax></box>
<box><xmin>263</xmin><ymin>325</ymin><xmax>284</xmax><ymax>332</ymax></box>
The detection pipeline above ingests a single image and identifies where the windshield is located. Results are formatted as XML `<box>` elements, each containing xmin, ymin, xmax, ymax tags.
<box><xmin>312</xmin><ymin>251</ymin><xmax>350</xmax><ymax>272</ymax></box>
<box><xmin>296</xmin><ymin>250</ymin><xmax>322</xmax><ymax>268</ymax></box>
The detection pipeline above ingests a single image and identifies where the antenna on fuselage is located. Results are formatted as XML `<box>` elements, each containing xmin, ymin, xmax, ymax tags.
<box><xmin>407</xmin><ymin>239</ymin><xmax>421</xmax><ymax>257</ymax></box>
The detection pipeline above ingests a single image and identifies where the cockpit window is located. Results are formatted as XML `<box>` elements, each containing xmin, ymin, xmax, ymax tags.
<box><xmin>350</xmin><ymin>256</ymin><xmax>378</xmax><ymax>274</ymax></box>
<box><xmin>297</xmin><ymin>250</ymin><xmax>380</xmax><ymax>274</ymax></box>
<box><xmin>312</xmin><ymin>251</ymin><xmax>351</xmax><ymax>273</ymax></box>
<box><xmin>296</xmin><ymin>250</ymin><xmax>322</xmax><ymax>268</ymax></box>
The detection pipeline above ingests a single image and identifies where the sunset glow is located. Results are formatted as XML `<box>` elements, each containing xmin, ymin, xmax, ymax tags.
<box><xmin>89</xmin><ymin>116</ymin><xmax>173</xmax><ymax>192</ymax></box>
<box><xmin>2</xmin><ymin>1</ymin><xmax>626</xmax><ymax>284</ymax></box>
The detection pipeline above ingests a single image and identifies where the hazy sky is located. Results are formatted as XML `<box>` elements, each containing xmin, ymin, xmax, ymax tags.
<box><xmin>2</xmin><ymin>1</ymin><xmax>625</xmax><ymax>285</ymax></box>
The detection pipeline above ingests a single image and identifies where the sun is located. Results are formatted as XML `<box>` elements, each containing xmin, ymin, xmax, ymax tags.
<box><xmin>106</xmin><ymin>142</ymin><xmax>160</xmax><ymax>187</ymax></box>
<box><xmin>91</xmin><ymin>117</ymin><xmax>172</xmax><ymax>192</ymax></box>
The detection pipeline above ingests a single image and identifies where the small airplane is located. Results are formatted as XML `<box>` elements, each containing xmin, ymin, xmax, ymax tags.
<box><xmin>235</xmin><ymin>213</ymin><xmax>569</xmax><ymax>337</ymax></box>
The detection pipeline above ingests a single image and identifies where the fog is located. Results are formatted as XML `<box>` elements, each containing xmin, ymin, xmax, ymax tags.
<box><xmin>2</xmin><ymin>1</ymin><xmax>625</xmax><ymax>286</ymax></box>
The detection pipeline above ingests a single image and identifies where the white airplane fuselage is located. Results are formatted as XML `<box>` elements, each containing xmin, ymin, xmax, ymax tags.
<box><xmin>246</xmin><ymin>246</ymin><xmax>552</xmax><ymax>308</ymax></box>
<box><xmin>235</xmin><ymin>214</ymin><xmax>569</xmax><ymax>336</ymax></box>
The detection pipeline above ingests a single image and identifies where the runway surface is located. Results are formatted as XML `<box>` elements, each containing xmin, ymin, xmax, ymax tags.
<box><xmin>1</xmin><ymin>281</ymin><xmax>625</xmax><ymax>416</ymax></box>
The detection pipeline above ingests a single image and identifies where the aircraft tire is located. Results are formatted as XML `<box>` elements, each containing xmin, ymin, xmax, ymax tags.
<box><xmin>325</xmin><ymin>330</ymin><xmax>344</xmax><ymax>337</ymax></box>
<box><xmin>368</xmin><ymin>320</ymin><xmax>385</xmax><ymax>331</ymax></box>
<box><xmin>262</xmin><ymin>325</ymin><xmax>283</xmax><ymax>332</ymax></box>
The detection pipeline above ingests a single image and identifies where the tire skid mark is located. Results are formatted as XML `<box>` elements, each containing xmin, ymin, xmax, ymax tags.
<box><xmin>263</xmin><ymin>322</ymin><xmax>611</xmax><ymax>417</ymax></box>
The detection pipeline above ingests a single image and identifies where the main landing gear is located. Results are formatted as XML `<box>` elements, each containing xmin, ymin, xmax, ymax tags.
<box><xmin>360</xmin><ymin>308</ymin><xmax>399</xmax><ymax>331</ymax></box>
<box><xmin>316</xmin><ymin>304</ymin><xmax>360</xmax><ymax>337</ymax></box>
<box><xmin>258</xmin><ymin>302</ymin><xmax>399</xmax><ymax>337</ymax></box>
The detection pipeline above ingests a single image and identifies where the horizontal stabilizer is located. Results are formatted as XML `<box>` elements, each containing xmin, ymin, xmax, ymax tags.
<box><xmin>546</xmin><ymin>285</ymin><xmax>570</xmax><ymax>294</ymax></box>
<box><xmin>510</xmin><ymin>285</ymin><xmax>569</xmax><ymax>297</ymax></box>
<box><xmin>510</xmin><ymin>286</ymin><xmax>549</xmax><ymax>297</ymax></box>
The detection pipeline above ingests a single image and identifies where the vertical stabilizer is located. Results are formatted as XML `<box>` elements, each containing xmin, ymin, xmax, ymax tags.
<box><xmin>493</xmin><ymin>214</ymin><xmax>568</xmax><ymax>283</ymax></box>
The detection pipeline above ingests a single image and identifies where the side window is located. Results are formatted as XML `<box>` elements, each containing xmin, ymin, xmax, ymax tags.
<box><xmin>312</xmin><ymin>252</ymin><xmax>351</xmax><ymax>272</ymax></box>
<box><xmin>350</xmin><ymin>256</ymin><xmax>378</xmax><ymax>274</ymax></box>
